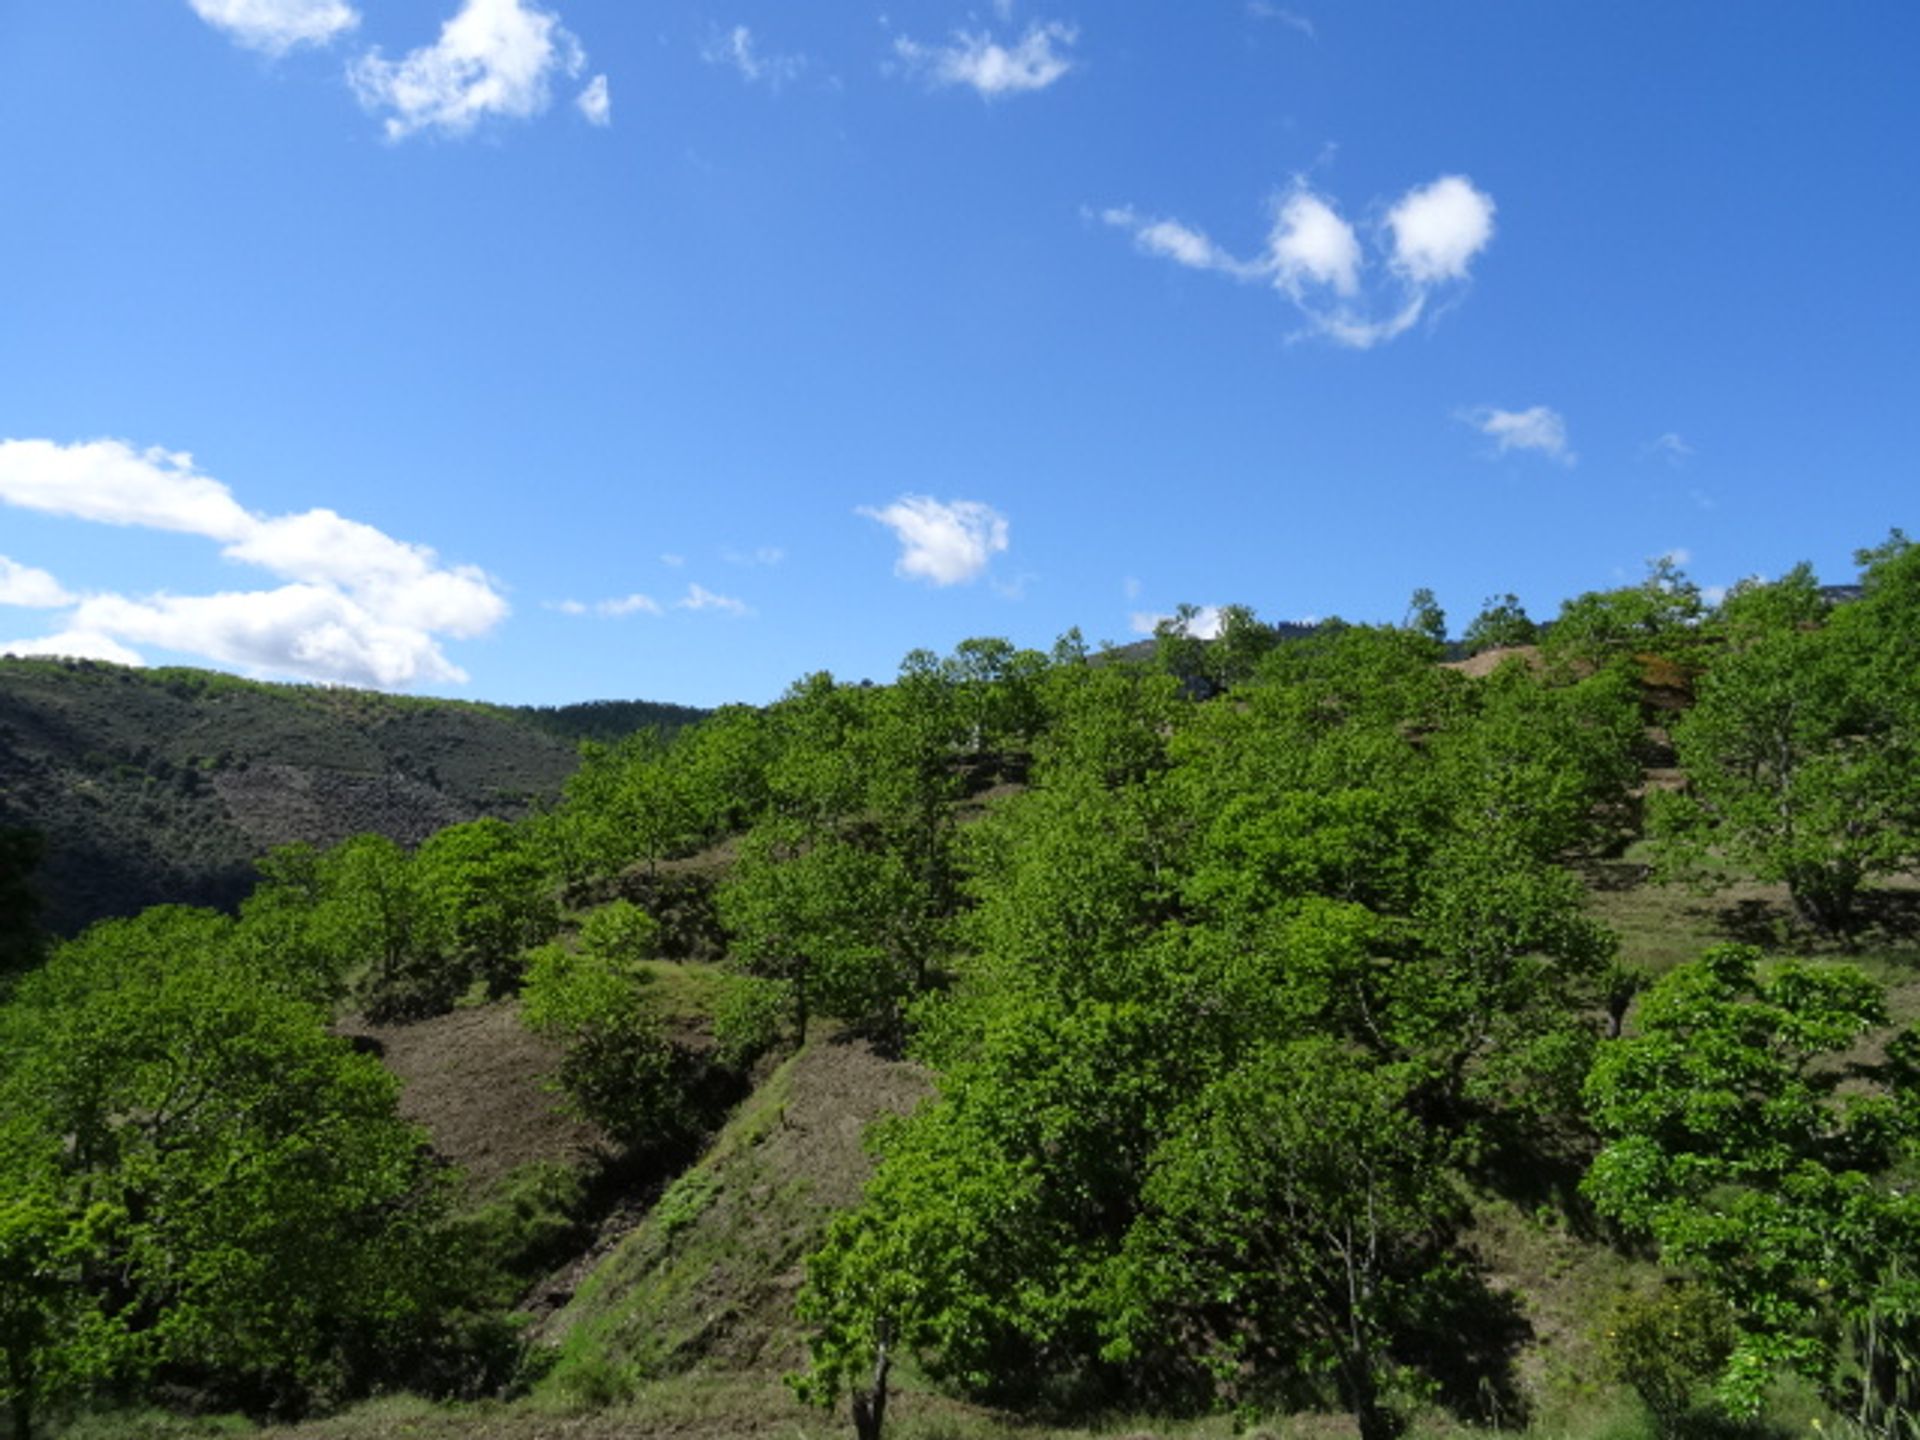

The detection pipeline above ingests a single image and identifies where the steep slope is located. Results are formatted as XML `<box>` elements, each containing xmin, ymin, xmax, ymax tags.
<box><xmin>537</xmin><ymin>1033</ymin><xmax>929</xmax><ymax>1399</ymax></box>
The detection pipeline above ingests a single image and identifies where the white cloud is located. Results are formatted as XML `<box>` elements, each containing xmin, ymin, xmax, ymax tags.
<box><xmin>551</xmin><ymin>584</ymin><xmax>751</xmax><ymax>618</ymax></box>
<box><xmin>1462</xmin><ymin>405</ymin><xmax>1575</xmax><ymax>465</ymax></box>
<box><xmin>659</xmin><ymin>553</ymin><xmax>685</xmax><ymax>568</ymax></box>
<box><xmin>68</xmin><ymin>587</ymin><xmax>473</xmax><ymax>687</ymax></box>
<box><xmin>0</xmin><ymin>557</ymin><xmax>76</xmax><ymax>609</ymax></box>
<box><xmin>1385</xmin><ymin>176</ymin><xmax>1496</xmax><ymax>283</ymax></box>
<box><xmin>188</xmin><ymin>0</ymin><xmax>360</xmax><ymax>54</ymax></box>
<box><xmin>859</xmin><ymin>496</ymin><xmax>1009</xmax><ymax>586</ymax></box>
<box><xmin>0</xmin><ymin>629</ymin><xmax>146</xmax><ymax>666</ymax></box>
<box><xmin>1130</xmin><ymin>605</ymin><xmax>1225</xmax><ymax>639</ymax></box>
<box><xmin>676</xmin><ymin>583</ymin><xmax>752</xmax><ymax>616</ymax></box>
<box><xmin>0</xmin><ymin>438</ymin><xmax>508</xmax><ymax>688</ymax></box>
<box><xmin>601</xmin><ymin>593</ymin><xmax>664</xmax><ymax>616</ymax></box>
<box><xmin>0</xmin><ymin>439</ymin><xmax>253</xmax><ymax>539</ymax></box>
<box><xmin>1644</xmin><ymin>432</ymin><xmax>1695</xmax><ymax>465</ymax></box>
<box><xmin>575</xmin><ymin>72</ymin><xmax>610</xmax><ymax>125</ymax></box>
<box><xmin>1268</xmin><ymin>185</ymin><xmax>1361</xmax><ymax>297</ymax></box>
<box><xmin>1246</xmin><ymin>3</ymin><xmax>1315</xmax><ymax>38</ymax></box>
<box><xmin>1103</xmin><ymin>173</ymin><xmax>1495</xmax><ymax>349</ymax></box>
<box><xmin>1101</xmin><ymin>208</ymin><xmax>1257</xmax><ymax>279</ymax></box>
<box><xmin>703</xmin><ymin>25</ymin><xmax>806</xmax><ymax>88</ymax></box>
<box><xmin>893</xmin><ymin>21</ymin><xmax>1077</xmax><ymax>99</ymax></box>
<box><xmin>722</xmin><ymin>545</ymin><xmax>785</xmax><ymax>568</ymax></box>
<box><xmin>1656</xmin><ymin>547</ymin><xmax>1692</xmax><ymax>567</ymax></box>
<box><xmin>349</xmin><ymin>0</ymin><xmax>588</xmax><ymax>141</ymax></box>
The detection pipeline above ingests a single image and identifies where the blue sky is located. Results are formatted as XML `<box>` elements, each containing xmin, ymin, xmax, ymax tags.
<box><xmin>1</xmin><ymin>1</ymin><xmax>1915</xmax><ymax>707</ymax></box>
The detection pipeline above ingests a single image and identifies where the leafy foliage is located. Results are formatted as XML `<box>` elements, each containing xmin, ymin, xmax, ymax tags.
<box><xmin>1584</xmin><ymin>945</ymin><xmax>1920</xmax><ymax>1432</ymax></box>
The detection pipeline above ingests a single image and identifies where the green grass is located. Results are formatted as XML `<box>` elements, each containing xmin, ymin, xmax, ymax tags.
<box><xmin>536</xmin><ymin>1046</ymin><xmax>806</xmax><ymax>1397</ymax></box>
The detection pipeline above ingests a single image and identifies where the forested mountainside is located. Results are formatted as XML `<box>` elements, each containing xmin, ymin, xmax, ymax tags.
<box><xmin>0</xmin><ymin>659</ymin><xmax>704</xmax><ymax>933</ymax></box>
<box><xmin>6</xmin><ymin>540</ymin><xmax>1920</xmax><ymax>1440</ymax></box>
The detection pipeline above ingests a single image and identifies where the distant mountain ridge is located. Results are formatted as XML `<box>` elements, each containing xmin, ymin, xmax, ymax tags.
<box><xmin>0</xmin><ymin>659</ymin><xmax>708</xmax><ymax>935</ymax></box>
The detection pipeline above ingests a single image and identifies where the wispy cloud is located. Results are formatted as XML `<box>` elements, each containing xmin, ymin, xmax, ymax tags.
<box><xmin>187</xmin><ymin>0</ymin><xmax>359</xmax><ymax>54</ymax></box>
<box><xmin>349</xmin><ymin>0</ymin><xmax>593</xmax><ymax>141</ymax></box>
<box><xmin>1460</xmin><ymin>405</ymin><xmax>1575</xmax><ymax>465</ymax></box>
<box><xmin>722</xmin><ymin>545</ymin><xmax>785</xmax><ymax>568</ymax></box>
<box><xmin>892</xmin><ymin>21</ymin><xmax>1078</xmax><ymax>99</ymax></box>
<box><xmin>0</xmin><ymin>438</ymin><xmax>506</xmax><ymax>687</ymax></box>
<box><xmin>551</xmin><ymin>583</ymin><xmax>752</xmax><ymax>618</ymax></box>
<box><xmin>1103</xmin><ymin>174</ymin><xmax>1496</xmax><ymax>348</ymax></box>
<box><xmin>1643</xmin><ymin>431</ymin><xmax>1695</xmax><ymax>466</ymax></box>
<box><xmin>703</xmin><ymin>25</ymin><xmax>806</xmax><ymax>89</ymax></box>
<box><xmin>1246</xmin><ymin>2</ymin><xmax>1315</xmax><ymax>38</ymax></box>
<box><xmin>859</xmin><ymin>496</ymin><xmax>1009</xmax><ymax>586</ymax></box>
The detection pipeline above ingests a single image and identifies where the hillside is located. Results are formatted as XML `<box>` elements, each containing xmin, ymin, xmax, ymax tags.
<box><xmin>0</xmin><ymin>659</ymin><xmax>704</xmax><ymax>934</ymax></box>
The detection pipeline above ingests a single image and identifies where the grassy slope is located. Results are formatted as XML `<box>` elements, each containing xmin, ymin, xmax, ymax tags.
<box><xmin>536</xmin><ymin>1030</ymin><xmax>930</xmax><ymax>1399</ymax></box>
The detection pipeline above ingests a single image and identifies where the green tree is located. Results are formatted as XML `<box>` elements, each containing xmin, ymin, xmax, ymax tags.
<box><xmin>0</xmin><ymin>908</ymin><xmax>455</xmax><ymax>1429</ymax></box>
<box><xmin>1110</xmin><ymin>1043</ymin><xmax>1455</xmax><ymax>1440</ymax></box>
<box><xmin>1461</xmin><ymin>593</ymin><xmax>1538</xmax><ymax>654</ymax></box>
<box><xmin>718</xmin><ymin>826</ymin><xmax>921</xmax><ymax>1045</ymax></box>
<box><xmin>1402</xmin><ymin>586</ymin><xmax>1448</xmax><ymax>648</ymax></box>
<box><xmin>1584</xmin><ymin>945</ymin><xmax>1920</xmax><ymax>1430</ymax></box>
<box><xmin>1652</xmin><ymin>567</ymin><xmax>1918</xmax><ymax>935</ymax></box>
<box><xmin>1545</xmin><ymin>557</ymin><xmax>1705</xmax><ymax>671</ymax></box>
<box><xmin>416</xmin><ymin>818</ymin><xmax>557</xmax><ymax>1000</ymax></box>
<box><xmin>519</xmin><ymin>925</ymin><xmax>697</xmax><ymax>1149</ymax></box>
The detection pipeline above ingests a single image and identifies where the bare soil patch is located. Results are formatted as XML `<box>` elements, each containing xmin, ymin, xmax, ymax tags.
<box><xmin>339</xmin><ymin>1001</ymin><xmax>602</xmax><ymax>1192</ymax></box>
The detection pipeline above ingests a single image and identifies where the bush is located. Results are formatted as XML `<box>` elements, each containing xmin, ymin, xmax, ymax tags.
<box><xmin>577</xmin><ymin>900</ymin><xmax>660</xmax><ymax>965</ymax></box>
<box><xmin>712</xmin><ymin>974</ymin><xmax>792</xmax><ymax>1067</ymax></box>
<box><xmin>1598</xmin><ymin>1282</ymin><xmax>1736</xmax><ymax>1436</ymax></box>
<box><xmin>520</xmin><ymin>943</ymin><xmax>693</xmax><ymax>1149</ymax></box>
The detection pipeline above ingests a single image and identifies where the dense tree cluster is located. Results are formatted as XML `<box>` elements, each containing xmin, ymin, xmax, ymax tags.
<box><xmin>5</xmin><ymin>535</ymin><xmax>1920</xmax><ymax>1437</ymax></box>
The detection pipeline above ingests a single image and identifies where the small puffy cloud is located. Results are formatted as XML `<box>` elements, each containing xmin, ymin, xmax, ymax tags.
<box><xmin>548</xmin><ymin>592</ymin><xmax>662</xmax><ymax>618</ymax></box>
<box><xmin>659</xmin><ymin>553</ymin><xmax>685</xmax><ymax>568</ymax></box>
<box><xmin>1129</xmin><ymin>605</ymin><xmax>1224</xmax><ymax>639</ymax></box>
<box><xmin>859</xmin><ymin>496</ymin><xmax>1009</xmax><ymax>587</ymax></box>
<box><xmin>575</xmin><ymin>73</ymin><xmax>610</xmax><ymax>125</ymax></box>
<box><xmin>188</xmin><ymin>0</ymin><xmax>360</xmax><ymax>54</ymax></box>
<box><xmin>601</xmin><ymin>593</ymin><xmax>663</xmax><ymax>616</ymax></box>
<box><xmin>1385</xmin><ymin>176</ymin><xmax>1496</xmax><ymax>283</ymax></box>
<box><xmin>349</xmin><ymin>0</ymin><xmax>589</xmax><ymax>141</ymax></box>
<box><xmin>1462</xmin><ymin>405</ymin><xmax>1575</xmax><ymax>465</ymax></box>
<box><xmin>0</xmin><ymin>438</ymin><xmax>508</xmax><ymax>688</ymax></box>
<box><xmin>703</xmin><ymin>25</ymin><xmax>806</xmax><ymax>88</ymax></box>
<box><xmin>676</xmin><ymin>584</ymin><xmax>751</xmax><ymax>616</ymax></box>
<box><xmin>893</xmin><ymin>21</ymin><xmax>1077</xmax><ymax>99</ymax></box>
<box><xmin>1104</xmin><ymin>173</ymin><xmax>1495</xmax><ymax>349</ymax></box>
<box><xmin>1269</xmin><ymin>186</ymin><xmax>1361</xmax><ymax>297</ymax></box>
<box><xmin>1656</xmin><ymin>547</ymin><xmax>1692</xmax><ymax>567</ymax></box>
<box><xmin>0</xmin><ymin>557</ymin><xmax>76</xmax><ymax>609</ymax></box>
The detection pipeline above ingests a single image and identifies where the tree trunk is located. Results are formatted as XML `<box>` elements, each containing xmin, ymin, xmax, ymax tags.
<box><xmin>7</xmin><ymin>1347</ymin><xmax>33</xmax><ymax>1440</ymax></box>
<box><xmin>850</xmin><ymin>1323</ymin><xmax>893</xmax><ymax>1440</ymax></box>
